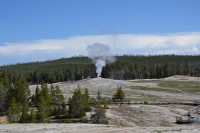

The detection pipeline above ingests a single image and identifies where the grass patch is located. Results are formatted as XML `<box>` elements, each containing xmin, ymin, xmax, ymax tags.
<box><xmin>158</xmin><ymin>81</ymin><xmax>200</xmax><ymax>93</ymax></box>
<box><xmin>132</xmin><ymin>80</ymin><xmax>200</xmax><ymax>94</ymax></box>
<box><xmin>152</xmin><ymin>128</ymin><xmax>183</xmax><ymax>133</ymax></box>
<box><xmin>125</xmin><ymin>90</ymin><xmax>180</xmax><ymax>102</ymax></box>
<box><xmin>125</xmin><ymin>92</ymin><xmax>163</xmax><ymax>102</ymax></box>
<box><xmin>127</xmin><ymin>85</ymin><xmax>189</xmax><ymax>102</ymax></box>
<box><xmin>130</xmin><ymin>86</ymin><xmax>179</xmax><ymax>93</ymax></box>
<box><xmin>152</xmin><ymin>130</ymin><xmax>163</xmax><ymax>133</ymax></box>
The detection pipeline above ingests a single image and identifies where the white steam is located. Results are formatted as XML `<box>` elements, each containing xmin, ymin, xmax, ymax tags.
<box><xmin>87</xmin><ymin>43</ymin><xmax>116</xmax><ymax>77</ymax></box>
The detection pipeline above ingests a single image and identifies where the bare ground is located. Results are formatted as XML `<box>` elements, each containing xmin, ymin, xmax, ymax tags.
<box><xmin>1</xmin><ymin>75</ymin><xmax>200</xmax><ymax>133</ymax></box>
<box><xmin>0</xmin><ymin>123</ymin><xmax>199</xmax><ymax>133</ymax></box>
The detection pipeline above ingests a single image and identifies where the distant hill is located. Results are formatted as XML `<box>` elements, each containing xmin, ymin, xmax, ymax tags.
<box><xmin>0</xmin><ymin>55</ymin><xmax>200</xmax><ymax>83</ymax></box>
<box><xmin>1</xmin><ymin>55</ymin><xmax>200</xmax><ymax>72</ymax></box>
<box><xmin>0</xmin><ymin>56</ymin><xmax>92</xmax><ymax>72</ymax></box>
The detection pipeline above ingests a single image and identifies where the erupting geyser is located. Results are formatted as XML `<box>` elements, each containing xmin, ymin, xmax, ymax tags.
<box><xmin>87</xmin><ymin>43</ymin><xmax>116</xmax><ymax>77</ymax></box>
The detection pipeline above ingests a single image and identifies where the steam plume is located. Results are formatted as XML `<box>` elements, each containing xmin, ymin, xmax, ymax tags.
<box><xmin>87</xmin><ymin>43</ymin><xmax>116</xmax><ymax>77</ymax></box>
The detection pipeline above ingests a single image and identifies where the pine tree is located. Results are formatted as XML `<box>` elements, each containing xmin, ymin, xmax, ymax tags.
<box><xmin>31</xmin><ymin>94</ymin><xmax>35</xmax><ymax>106</ymax></box>
<box><xmin>19</xmin><ymin>104</ymin><xmax>30</xmax><ymax>123</ymax></box>
<box><xmin>96</xmin><ymin>90</ymin><xmax>102</xmax><ymax>101</ymax></box>
<box><xmin>0</xmin><ymin>83</ymin><xmax>7</xmax><ymax>114</ymax></box>
<box><xmin>91</xmin><ymin>100</ymin><xmax>108</xmax><ymax>124</ymax></box>
<box><xmin>2</xmin><ymin>74</ymin><xmax>11</xmax><ymax>89</ymax></box>
<box><xmin>54</xmin><ymin>85</ymin><xmax>66</xmax><ymax>115</ymax></box>
<box><xmin>7</xmin><ymin>97</ymin><xmax>21</xmax><ymax>123</ymax></box>
<box><xmin>14</xmin><ymin>78</ymin><xmax>31</xmax><ymax>106</ymax></box>
<box><xmin>41</xmin><ymin>81</ymin><xmax>50</xmax><ymax>99</ymax></box>
<box><xmin>112</xmin><ymin>86</ymin><xmax>125</xmax><ymax>101</ymax></box>
<box><xmin>50</xmin><ymin>84</ymin><xmax>56</xmax><ymax>102</ymax></box>
<box><xmin>83</xmin><ymin>88</ymin><xmax>91</xmax><ymax>112</ymax></box>
<box><xmin>33</xmin><ymin>82</ymin><xmax>51</xmax><ymax>122</ymax></box>
<box><xmin>68</xmin><ymin>85</ymin><xmax>90</xmax><ymax>118</ymax></box>
<box><xmin>34</xmin><ymin>85</ymin><xmax>41</xmax><ymax>107</ymax></box>
<box><xmin>33</xmin><ymin>70</ymin><xmax>41</xmax><ymax>83</ymax></box>
<box><xmin>29</xmin><ymin>109</ymin><xmax>37</xmax><ymax>123</ymax></box>
<box><xmin>84</xmin><ymin>88</ymin><xmax>89</xmax><ymax>101</ymax></box>
<box><xmin>36</xmin><ymin>95</ymin><xmax>49</xmax><ymax>122</ymax></box>
<box><xmin>68</xmin><ymin>89</ymin><xmax>85</xmax><ymax>118</ymax></box>
<box><xmin>41</xmin><ymin>81</ymin><xmax>53</xmax><ymax>114</ymax></box>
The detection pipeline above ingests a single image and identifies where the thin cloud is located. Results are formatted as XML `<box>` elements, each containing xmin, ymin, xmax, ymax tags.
<box><xmin>0</xmin><ymin>32</ymin><xmax>200</xmax><ymax>65</ymax></box>
<box><xmin>156</xmin><ymin>46</ymin><xmax>200</xmax><ymax>55</ymax></box>
<box><xmin>156</xmin><ymin>50</ymin><xmax>180</xmax><ymax>55</ymax></box>
<box><xmin>1</xmin><ymin>41</ymin><xmax>63</xmax><ymax>55</ymax></box>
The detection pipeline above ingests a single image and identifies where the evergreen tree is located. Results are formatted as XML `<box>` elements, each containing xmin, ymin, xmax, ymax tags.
<box><xmin>2</xmin><ymin>74</ymin><xmax>11</xmax><ymax>89</ymax></box>
<box><xmin>112</xmin><ymin>86</ymin><xmax>125</xmax><ymax>101</ymax></box>
<box><xmin>68</xmin><ymin>85</ymin><xmax>90</xmax><ymax>118</ymax></box>
<box><xmin>14</xmin><ymin>78</ymin><xmax>31</xmax><ymax>106</ymax></box>
<box><xmin>54</xmin><ymin>85</ymin><xmax>66</xmax><ymax>115</ymax></box>
<box><xmin>34</xmin><ymin>81</ymin><xmax>55</xmax><ymax>122</ymax></box>
<box><xmin>33</xmin><ymin>70</ymin><xmax>41</xmax><ymax>83</ymax></box>
<box><xmin>34</xmin><ymin>85</ymin><xmax>41</xmax><ymax>107</ymax></box>
<box><xmin>0</xmin><ymin>83</ymin><xmax>7</xmax><ymax>114</ymax></box>
<box><xmin>49</xmin><ymin>70</ymin><xmax>56</xmax><ymax>83</ymax></box>
<box><xmin>36</xmin><ymin>95</ymin><xmax>50</xmax><ymax>122</ymax></box>
<box><xmin>41</xmin><ymin>81</ymin><xmax>53</xmax><ymax>113</ymax></box>
<box><xmin>84</xmin><ymin>88</ymin><xmax>89</xmax><ymax>101</ymax></box>
<box><xmin>96</xmin><ymin>90</ymin><xmax>102</xmax><ymax>101</ymax></box>
<box><xmin>7</xmin><ymin>97</ymin><xmax>21</xmax><ymax>123</ymax></box>
<box><xmin>29</xmin><ymin>108</ymin><xmax>37</xmax><ymax>123</ymax></box>
<box><xmin>83</xmin><ymin>88</ymin><xmax>91</xmax><ymax>112</ymax></box>
<box><xmin>75</xmin><ymin>65</ymin><xmax>81</xmax><ymax>80</ymax></box>
<box><xmin>68</xmin><ymin>89</ymin><xmax>85</xmax><ymax>118</ymax></box>
<box><xmin>19</xmin><ymin>104</ymin><xmax>30</xmax><ymax>123</ymax></box>
<box><xmin>91</xmin><ymin>99</ymin><xmax>108</xmax><ymax>124</ymax></box>
<box><xmin>31</xmin><ymin>94</ymin><xmax>35</xmax><ymax>106</ymax></box>
<box><xmin>41</xmin><ymin>81</ymin><xmax>50</xmax><ymax>99</ymax></box>
<box><xmin>50</xmin><ymin>84</ymin><xmax>56</xmax><ymax>102</ymax></box>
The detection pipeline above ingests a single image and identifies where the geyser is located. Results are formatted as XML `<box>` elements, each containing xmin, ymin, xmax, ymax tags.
<box><xmin>87</xmin><ymin>43</ymin><xmax>116</xmax><ymax>77</ymax></box>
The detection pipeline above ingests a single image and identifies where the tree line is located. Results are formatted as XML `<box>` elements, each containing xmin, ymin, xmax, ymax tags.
<box><xmin>101</xmin><ymin>60</ymin><xmax>200</xmax><ymax>79</ymax></box>
<box><xmin>0</xmin><ymin>55</ymin><xmax>200</xmax><ymax>84</ymax></box>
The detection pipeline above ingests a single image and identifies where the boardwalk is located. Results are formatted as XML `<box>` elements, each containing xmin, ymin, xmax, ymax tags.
<box><xmin>104</xmin><ymin>101</ymin><xmax>200</xmax><ymax>106</ymax></box>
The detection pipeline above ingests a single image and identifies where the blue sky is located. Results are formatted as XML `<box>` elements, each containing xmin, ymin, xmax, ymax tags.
<box><xmin>0</xmin><ymin>0</ymin><xmax>200</xmax><ymax>65</ymax></box>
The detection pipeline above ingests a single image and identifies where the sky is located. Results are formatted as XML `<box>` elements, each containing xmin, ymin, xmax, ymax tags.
<box><xmin>0</xmin><ymin>0</ymin><xmax>200</xmax><ymax>66</ymax></box>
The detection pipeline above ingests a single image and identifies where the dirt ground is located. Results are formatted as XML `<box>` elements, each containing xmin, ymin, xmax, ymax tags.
<box><xmin>1</xmin><ymin>75</ymin><xmax>200</xmax><ymax>133</ymax></box>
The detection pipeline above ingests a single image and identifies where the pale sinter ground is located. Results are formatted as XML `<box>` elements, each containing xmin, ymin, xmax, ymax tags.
<box><xmin>0</xmin><ymin>75</ymin><xmax>200</xmax><ymax>133</ymax></box>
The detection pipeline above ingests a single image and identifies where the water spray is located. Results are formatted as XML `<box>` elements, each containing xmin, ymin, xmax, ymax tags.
<box><xmin>87</xmin><ymin>43</ymin><xmax>116</xmax><ymax>77</ymax></box>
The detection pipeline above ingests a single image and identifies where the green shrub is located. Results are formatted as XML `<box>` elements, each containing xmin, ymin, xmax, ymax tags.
<box><xmin>81</xmin><ymin>117</ymin><xmax>89</xmax><ymax>123</ymax></box>
<box><xmin>64</xmin><ymin>119</ymin><xmax>73</xmax><ymax>123</ymax></box>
